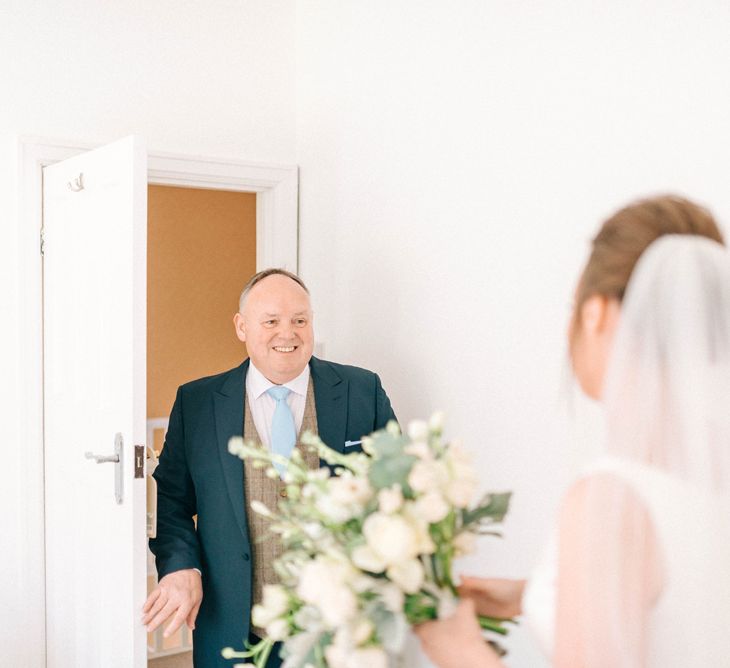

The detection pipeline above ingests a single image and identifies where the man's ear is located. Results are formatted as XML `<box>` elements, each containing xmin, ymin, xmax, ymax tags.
<box><xmin>233</xmin><ymin>313</ymin><xmax>247</xmax><ymax>343</ymax></box>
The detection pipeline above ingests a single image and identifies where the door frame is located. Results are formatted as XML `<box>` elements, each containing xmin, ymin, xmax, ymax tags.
<box><xmin>1</xmin><ymin>135</ymin><xmax>298</xmax><ymax>666</ymax></box>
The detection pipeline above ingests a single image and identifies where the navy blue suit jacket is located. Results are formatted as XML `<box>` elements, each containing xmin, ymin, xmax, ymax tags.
<box><xmin>149</xmin><ymin>357</ymin><xmax>396</xmax><ymax>667</ymax></box>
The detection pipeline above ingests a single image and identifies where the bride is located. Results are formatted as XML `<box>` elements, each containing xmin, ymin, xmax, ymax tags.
<box><xmin>416</xmin><ymin>195</ymin><xmax>730</xmax><ymax>667</ymax></box>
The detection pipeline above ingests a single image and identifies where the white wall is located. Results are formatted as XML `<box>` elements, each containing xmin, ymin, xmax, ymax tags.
<box><xmin>295</xmin><ymin>2</ymin><xmax>730</xmax><ymax>665</ymax></box>
<box><xmin>0</xmin><ymin>2</ymin><xmax>296</xmax><ymax>666</ymax></box>
<box><xmin>0</xmin><ymin>0</ymin><xmax>296</xmax><ymax>162</ymax></box>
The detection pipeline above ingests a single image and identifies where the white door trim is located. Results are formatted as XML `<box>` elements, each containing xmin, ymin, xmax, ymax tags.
<box><xmin>0</xmin><ymin>135</ymin><xmax>298</xmax><ymax>666</ymax></box>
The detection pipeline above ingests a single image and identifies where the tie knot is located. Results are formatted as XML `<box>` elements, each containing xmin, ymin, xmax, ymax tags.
<box><xmin>267</xmin><ymin>386</ymin><xmax>291</xmax><ymax>402</ymax></box>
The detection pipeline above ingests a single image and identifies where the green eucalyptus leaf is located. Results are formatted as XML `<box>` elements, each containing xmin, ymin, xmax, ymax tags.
<box><xmin>462</xmin><ymin>492</ymin><xmax>512</xmax><ymax>526</ymax></box>
<box><xmin>368</xmin><ymin>453</ymin><xmax>417</xmax><ymax>491</ymax></box>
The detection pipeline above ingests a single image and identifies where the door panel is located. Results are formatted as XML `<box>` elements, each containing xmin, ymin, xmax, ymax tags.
<box><xmin>43</xmin><ymin>136</ymin><xmax>147</xmax><ymax>668</ymax></box>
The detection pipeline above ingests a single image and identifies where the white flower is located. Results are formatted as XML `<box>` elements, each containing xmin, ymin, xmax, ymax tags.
<box><xmin>303</xmin><ymin>522</ymin><xmax>324</xmax><ymax>540</ymax></box>
<box><xmin>378</xmin><ymin>582</ymin><xmax>405</xmax><ymax>613</ymax></box>
<box><xmin>401</xmin><ymin>502</ymin><xmax>436</xmax><ymax>554</ymax></box>
<box><xmin>329</xmin><ymin>474</ymin><xmax>372</xmax><ymax>506</ymax></box>
<box><xmin>428</xmin><ymin>411</ymin><xmax>445</xmax><ymax>432</ymax></box>
<box><xmin>407</xmin><ymin>419</ymin><xmax>429</xmax><ymax>442</ymax></box>
<box><xmin>414</xmin><ymin>491</ymin><xmax>450</xmax><ymax>523</ymax></box>
<box><xmin>324</xmin><ymin>644</ymin><xmax>348</xmax><ymax>668</ymax></box>
<box><xmin>377</xmin><ymin>485</ymin><xmax>403</xmax><ymax>514</ymax></box>
<box><xmin>404</xmin><ymin>441</ymin><xmax>432</xmax><ymax>460</ymax></box>
<box><xmin>260</xmin><ymin>584</ymin><xmax>289</xmax><ymax>618</ymax></box>
<box><xmin>265</xmin><ymin>618</ymin><xmax>290</xmax><ymax>641</ymax></box>
<box><xmin>351</xmin><ymin>618</ymin><xmax>374</xmax><ymax>645</ymax></box>
<box><xmin>251</xmin><ymin>604</ymin><xmax>272</xmax><ymax>628</ymax></box>
<box><xmin>443</xmin><ymin>478</ymin><xmax>477</xmax><ymax>508</ymax></box>
<box><xmin>351</xmin><ymin>545</ymin><xmax>386</xmax><ymax>573</ymax></box>
<box><xmin>315</xmin><ymin>494</ymin><xmax>354</xmax><ymax>523</ymax></box>
<box><xmin>292</xmin><ymin>605</ymin><xmax>320</xmax><ymax>630</ymax></box>
<box><xmin>386</xmin><ymin>558</ymin><xmax>424</xmax><ymax>594</ymax></box>
<box><xmin>297</xmin><ymin>557</ymin><xmax>357</xmax><ymax>628</ymax></box>
<box><xmin>453</xmin><ymin>531</ymin><xmax>478</xmax><ymax>556</ymax></box>
<box><xmin>363</xmin><ymin>513</ymin><xmax>419</xmax><ymax>566</ymax></box>
<box><xmin>386</xmin><ymin>420</ymin><xmax>401</xmax><ymax>436</ymax></box>
<box><xmin>250</xmin><ymin>500</ymin><xmax>273</xmax><ymax>517</ymax></box>
<box><xmin>349</xmin><ymin>647</ymin><xmax>388</xmax><ymax>668</ymax></box>
<box><xmin>408</xmin><ymin>460</ymin><xmax>448</xmax><ymax>493</ymax></box>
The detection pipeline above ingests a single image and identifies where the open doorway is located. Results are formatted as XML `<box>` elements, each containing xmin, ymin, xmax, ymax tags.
<box><xmin>9</xmin><ymin>137</ymin><xmax>297</xmax><ymax>668</ymax></box>
<box><xmin>146</xmin><ymin>185</ymin><xmax>257</xmax><ymax>667</ymax></box>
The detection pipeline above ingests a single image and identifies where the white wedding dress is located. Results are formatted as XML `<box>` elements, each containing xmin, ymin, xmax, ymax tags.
<box><xmin>522</xmin><ymin>456</ymin><xmax>730</xmax><ymax>667</ymax></box>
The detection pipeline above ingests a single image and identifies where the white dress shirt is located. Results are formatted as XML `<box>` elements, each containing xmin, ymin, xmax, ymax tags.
<box><xmin>245</xmin><ymin>361</ymin><xmax>311</xmax><ymax>449</ymax></box>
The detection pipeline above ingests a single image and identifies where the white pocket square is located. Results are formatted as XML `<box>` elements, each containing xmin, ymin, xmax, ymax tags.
<box><xmin>344</xmin><ymin>440</ymin><xmax>362</xmax><ymax>448</ymax></box>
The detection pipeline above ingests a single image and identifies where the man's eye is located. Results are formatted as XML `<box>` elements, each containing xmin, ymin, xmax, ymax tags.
<box><xmin>264</xmin><ymin>320</ymin><xmax>277</xmax><ymax>326</ymax></box>
<box><xmin>295</xmin><ymin>319</ymin><xmax>307</xmax><ymax>326</ymax></box>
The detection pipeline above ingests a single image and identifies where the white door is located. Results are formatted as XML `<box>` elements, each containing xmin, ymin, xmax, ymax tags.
<box><xmin>43</xmin><ymin>136</ymin><xmax>147</xmax><ymax>668</ymax></box>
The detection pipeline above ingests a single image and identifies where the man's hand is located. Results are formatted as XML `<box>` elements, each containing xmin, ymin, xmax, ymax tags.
<box><xmin>142</xmin><ymin>569</ymin><xmax>203</xmax><ymax>637</ymax></box>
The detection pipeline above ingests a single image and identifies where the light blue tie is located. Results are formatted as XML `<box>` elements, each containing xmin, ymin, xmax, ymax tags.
<box><xmin>267</xmin><ymin>386</ymin><xmax>296</xmax><ymax>476</ymax></box>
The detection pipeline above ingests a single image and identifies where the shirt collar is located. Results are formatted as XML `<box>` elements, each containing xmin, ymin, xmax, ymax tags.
<box><xmin>247</xmin><ymin>360</ymin><xmax>311</xmax><ymax>400</ymax></box>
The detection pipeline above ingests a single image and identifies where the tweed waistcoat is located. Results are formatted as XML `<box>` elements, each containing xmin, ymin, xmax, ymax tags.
<box><xmin>243</xmin><ymin>379</ymin><xmax>320</xmax><ymax>634</ymax></box>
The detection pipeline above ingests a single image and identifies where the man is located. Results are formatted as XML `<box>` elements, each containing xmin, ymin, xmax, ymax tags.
<box><xmin>143</xmin><ymin>269</ymin><xmax>396</xmax><ymax>667</ymax></box>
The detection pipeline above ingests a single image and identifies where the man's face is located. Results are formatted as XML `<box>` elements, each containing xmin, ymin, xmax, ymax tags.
<box><xmin>233</xmin><ymin>274</ymin><xmax>314</xmax><ymax>384</ymax></box>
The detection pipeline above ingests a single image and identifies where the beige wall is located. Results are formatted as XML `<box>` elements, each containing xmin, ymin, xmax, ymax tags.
<box><xmin>147</xmin><ymin>185</ymin><xmax>256</xmax><ymax>420</ymax></box>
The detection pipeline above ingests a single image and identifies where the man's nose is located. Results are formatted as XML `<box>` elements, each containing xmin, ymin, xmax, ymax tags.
<box><xmin>277</xmin><ymin>322</ymin><xmax>297</xmax><ymax>339</ymax></box>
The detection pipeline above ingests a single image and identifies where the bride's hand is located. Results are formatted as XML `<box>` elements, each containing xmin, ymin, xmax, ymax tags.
<box><xmin>457</xmin><ymin>576</ymin><xmax>526</xmax><ymax>619</ymax></box>
<box><xmin>415</xmin><ymin>599</ymin><xmax>502</xmax><ymax>668</ymax></box>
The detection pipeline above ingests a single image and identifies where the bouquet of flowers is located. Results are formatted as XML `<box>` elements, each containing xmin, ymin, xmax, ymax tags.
<box><xmin>223</xmin><ymin>414</ymin><xmax>512</xmax><ymax>668</ymax></box>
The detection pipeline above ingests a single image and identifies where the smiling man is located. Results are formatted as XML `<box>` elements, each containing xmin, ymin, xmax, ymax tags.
<box><xmin>145</xmin><ymin>268</ymin><xmax>396</xmax><ymax>668</ymax></box>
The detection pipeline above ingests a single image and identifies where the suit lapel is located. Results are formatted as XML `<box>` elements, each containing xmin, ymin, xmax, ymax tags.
<box><xmin>310</xmin><ymin>357</ymin><xmax>348</xmax><ymax>453</ymax></box>
<box><xmin>214</xmin><ymin>360</ymin><xmax>248</xmax><ymax>540</ymax></box>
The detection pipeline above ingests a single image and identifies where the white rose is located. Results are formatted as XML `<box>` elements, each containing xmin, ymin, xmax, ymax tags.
<box><xmin>349</xmin><ymin>647</ymin><xmax>389</xmax><ymax>668</ymax></box>
<box><xmin>321</xmin><ymin>583</ymin><xmax>357</xmax><ymax>628</ymax></box>
<box><xmin>265</xmin><ymin>618</ymin><xmax>290</xmax><ymax>641</ymax></box>
<box><xmin>408</xmin><ymin>460</ymin><xmax>448</xmax><ymax>493</ymax></box>
<box><xmin>378</xmin><ymin>485</ymin><xmax>403</xmax><ymax>514</ymax></box>
<box><xmin>297</xmin><ymin>558</ymin><xmax>358</xmax><ymax>628</ymax></box>
<box><xmin>261</xmin><ymin>584</ymin><xmax>289</xmax><ymax>617</ymax></box>
<box><xmin>407</xmin><ymin>419</ymin><xmax>429</xmax><ymax>442</ymax></box>
<box><xmin>351</xmin><ymin>545</ymin><xmax>386</xmax><ymax>573</ymax></box>
<box><xmin>363</xmin><ymin>513</ymin><xmax>419</xmax><ymax>566</ymax></box>
<box><xmin>386</xmin><ymin>558</ymin><xmax>424</xmax><ymax>594</ymax></box>
<box><xmin>453</xmin><ymin>531</ymin><xmax>478</xmax><ymax>556</ymax></box>
<box><xmin>414</xmin><ymin>491</ymin><xmax>450</xmax><ymax>523</ymax></box>
<box><xmin>444</xmin><ymin>478</ymin><xmax>477</xmax><ymax>508</ymax></box>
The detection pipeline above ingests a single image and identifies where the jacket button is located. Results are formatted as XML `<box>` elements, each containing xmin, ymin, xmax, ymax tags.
<box><xmin>280</xmin><ymin>489</ymin><xmax>288</xmax><ymax>499</ymax></box>
<box><xmin>242</xmin><ymin>553</ymin><xmax>250</xmax><ymax>561</ymax></box>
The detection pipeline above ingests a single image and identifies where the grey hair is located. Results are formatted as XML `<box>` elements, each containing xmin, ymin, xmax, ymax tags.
<box><xmin>238</xmin><ymin>268</ymin><xmax>310</xmax><ymax>313</ymax></box>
